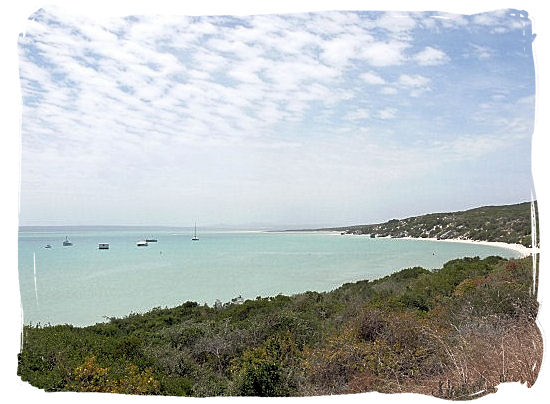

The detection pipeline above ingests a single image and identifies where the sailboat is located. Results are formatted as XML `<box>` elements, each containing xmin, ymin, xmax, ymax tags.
<box><xmin>62</xmin><ymin>236</ymin><xmax>73</xmax><ymax>246</ymax></box>
<box><xmin>192</xmin><ymin>223</ymin><xmax>199</xmax><ymax>241</ymax></box>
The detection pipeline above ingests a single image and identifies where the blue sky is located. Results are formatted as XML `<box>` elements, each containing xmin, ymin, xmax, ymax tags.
<box><xmin>18</xmin><ymin>8</ymin><xmax>536</xmax><ymax>227</ymax></box>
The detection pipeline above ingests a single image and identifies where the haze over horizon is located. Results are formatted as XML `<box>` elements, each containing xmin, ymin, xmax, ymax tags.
<box><xmin>18</xmin><ymin>8</ymin><xmax>535</xmax><ymax>227</ymax></box>
<box><xmin>17</xmin><ymin>199</ymin><xmax>534</xmax><ymax>230</ymax></box>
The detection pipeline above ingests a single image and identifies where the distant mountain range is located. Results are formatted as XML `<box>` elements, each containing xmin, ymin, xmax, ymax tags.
<box><xmin>295</xmin><ymin>201</ymin><xmax>538</xmax><ymax>247</ymax></box>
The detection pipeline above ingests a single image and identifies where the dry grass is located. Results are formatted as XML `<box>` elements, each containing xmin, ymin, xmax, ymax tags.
<box><xmin>345</xmin><ymin>315</ymin><xmax>542</xmax><ymax>399</ymax></box>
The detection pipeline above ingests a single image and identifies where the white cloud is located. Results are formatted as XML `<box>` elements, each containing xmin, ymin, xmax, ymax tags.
<box><xmin>428</xmin><ymin>13</ymin><xmax>469</xmax><ymax>29</ymax></box>
<box><xmin>263</xmin><ymin>59</ymin><xmax>339</xmax><ymax>90</ymax></box>
<box><xmin>206</xmin><ymin>37</ymin><xmax>263</xmax><ymax>60</ymax></box>
<box><xmin>472</xmin><ymin>12</ymin><xmax>501</xmax><ymax>27</ymax></box>
<box><xmin>320</xmin><ymin>35</ymin><xmax>361</xmax><ymax>68</ymax></box>
<box><xmin>360</xmin><ymin>71</ymin><xmax>386</xmax><ymax>85</ymax></box>
<box><xmin>397</xmin><ymin>74</ymin><xmax>431</xmax><ymax>97</ymax></box>
<box><xmin>413</xmin><ymin>46</ymin><xmax>450</xmax><ymax>66</ymax></box>
<box><xmin>378</xmin><ymin>107</ymin><xmax>397</xmax><ymax>120</ymax></box>
<box><xmin>472</xmin><ymin>94</ymin><xmax>535</xmax><ymax>138</ymax></box>
<box><xmin>471</xmin><ymin>10</ymin><xmax>528</xmax><ymax>34</ymax></box>
<box><xmin>359</xmin><ymin>41</ymin><xmax>409</xmax><ymax>66</ymax></box>
<box><xmin>380</xmin><ymin>87</ymin><xmax>398</xmax><ymax>95</ymax></box>
<box><xmin>17</xmin><ymin>9</ymin><xmax>535</xmax><ymax>226</ymax></box>
<box><xmin>345</xmin><ymin>108</ymin><xmax>370</xmax><ymax>121</ymax></box>
<box><xmin>375</xmin><ymin>12</ymin><xmax>417</xmax><ymax>35</ymax></box>
<box><xmin>371</xmin><ymin>74</ymin><xmax>431</xmax><ymax>98</ymax></box>
<box><xmin>469</xmin><ymin>44</ymin><xmax>493</xmax><ymax>60</ymax></box>
<box><xmin>397</xmin><ymin>74</ymin><xmax>430</xmax><ymax>88</ymax></box>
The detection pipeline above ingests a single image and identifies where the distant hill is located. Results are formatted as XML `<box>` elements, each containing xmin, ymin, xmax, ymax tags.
<box><xmin>309</xmin><ymin>202</ymin><xmax>538</xmax><ymax>247</ymax></box>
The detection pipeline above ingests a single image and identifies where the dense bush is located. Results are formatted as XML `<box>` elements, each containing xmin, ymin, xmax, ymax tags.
<box><xmin>321</xmin><ymin>201</ymin><xmax>537</xmax><ymax>247</ymax></box>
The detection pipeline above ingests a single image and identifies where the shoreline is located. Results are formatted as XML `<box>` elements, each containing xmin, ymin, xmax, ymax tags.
<box><xmin>271</xmin><ymin>230</ymin><xmax>535</xmax><ymax>258</ymax></box>
<box><xmin>391</xmin><ymin>236</ymin><xmax>535</xmax><ymax>258</ymax></box>
<box><xmin>23</xmin><ymin>235</ymin><xmax>535</xmax><ymax>328</ymax></box>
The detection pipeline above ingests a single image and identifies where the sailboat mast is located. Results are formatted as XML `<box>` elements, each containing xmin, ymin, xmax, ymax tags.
<box><xmin>192</xmin><ymin>222</ymin><xmax>199</xmax><ymax>240</ymax></box>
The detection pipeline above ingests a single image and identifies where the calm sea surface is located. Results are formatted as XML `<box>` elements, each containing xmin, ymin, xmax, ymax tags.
<box><xmin>18</xmin><ymin>228</ymin><xmax>522</xmax><ymax>326</ymax></box>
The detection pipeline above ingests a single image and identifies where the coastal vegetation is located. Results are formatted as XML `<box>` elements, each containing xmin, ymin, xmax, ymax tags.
<box><xmin>18</xmin><ymin>255</ymin><xmax>541</xmax><ymax>398</ymax></box>
<box><xmin>314</xmin><ymin>201</ymin><xmax>537</xmax><ymax>247</ymax></box>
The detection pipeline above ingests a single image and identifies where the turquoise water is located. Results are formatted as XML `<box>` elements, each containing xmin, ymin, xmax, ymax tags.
<box><xmin>18</xmin><ymin>229</ymin><xmax>522</xmax><ymax>326</ymax></box>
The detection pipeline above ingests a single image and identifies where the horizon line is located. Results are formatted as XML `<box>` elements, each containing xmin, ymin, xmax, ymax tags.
<box><xmin>18</xmin><ymin>200</ymin><xmax>534</xmax><ymax>231</ymax></box>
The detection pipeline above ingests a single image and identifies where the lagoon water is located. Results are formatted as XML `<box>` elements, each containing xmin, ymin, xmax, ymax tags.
<box><xmin>18</xmin><ymin>228</ymin><xmax>522</xmax><ymax>326</ymax></box>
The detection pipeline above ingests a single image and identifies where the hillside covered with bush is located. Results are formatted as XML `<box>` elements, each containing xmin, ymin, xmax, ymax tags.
<box><xmin>18</xmin><ymin>255</ymin><xmax>541</xmax><ymax>398</ymax></box>
<box><xmin>314</xmin><ymin>201</ymin><xmax>537</xmax><ymax>247</ymax></box>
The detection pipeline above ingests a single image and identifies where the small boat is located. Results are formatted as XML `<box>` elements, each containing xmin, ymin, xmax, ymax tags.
<box><xmin>136</xmin><ymin>240</ymin><xmax>148</xmax><ymax>247</ymax></box>
<box><xmin>44</xmin><ymin>244</ymin><xmax>52</xmax><ymax>249</ymax></box>
<box><xmin>191</xmin><ymin>223</ymin><xmax>199</xmax><ymax>241</ymax></box>
<box><xmin>98</xmin><ymin>243</ymin><xmax>109</xmax><ymax>250</ymax></box>
<box><xmin>146</xmin><ymin>238</ymin><xmax>158</xmax><ymax>242</ymax></box>
<box><xmin>62</xmin><ymin>236</ymin><xmax>73</xmax><ymax>246</ymax></box>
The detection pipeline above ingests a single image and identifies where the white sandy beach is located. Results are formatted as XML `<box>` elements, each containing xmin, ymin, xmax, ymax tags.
<box><xmin>392</xmin><ymin>236</ymin><xmax>536</xmax><ymax>258</ymax></box>
<box><xmin>277</xmin><ymin>230</ymin><xmax>537</xmax><ymax>258</ymax></box>
<box><xmin>273</xmin><ymin>230</ymin><xmax>343</xmax><ymax>235</ymax></box>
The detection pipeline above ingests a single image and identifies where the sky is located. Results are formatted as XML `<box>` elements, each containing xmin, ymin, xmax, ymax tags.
<box><xmin>17</xmin><ymin>7</ymin><xmax>536</xmax><ymax>228</ymax></box>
